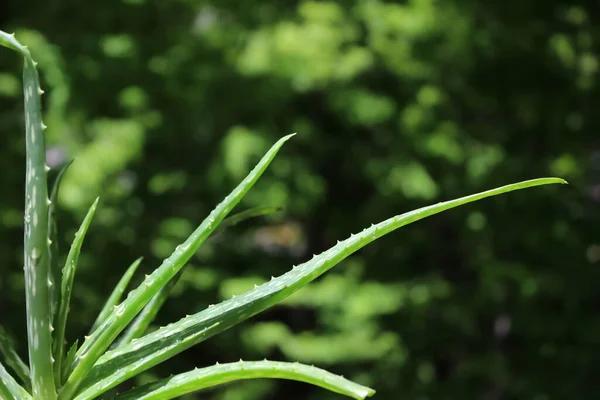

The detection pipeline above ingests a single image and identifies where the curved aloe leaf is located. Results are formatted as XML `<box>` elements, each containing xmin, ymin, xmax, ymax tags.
<box><xmin>113</xmin><ymin>360</ymin><xmax>374</xmax><ymax>400</ymax></box>
<box><xmin>90</xmin><ymin>257</ymin><xmax>143</xmax><ymax>334</ymax></box>
<box><xmin>0</xmin><ymin>327</ymin><xmax>31</xmax><ymax>393</ymax></box>
<box><xmin>48</xmin><ymin>160</ymin><xmax>74</xmax><ymax>327</ymax></box>
<box><xmin>59</xmin><ymin>134</ymin><xmax>295</xmax><ymax>400</ymax></box>
<box><xmin>114</xmin><ymin>205</ymin><xmax>283</xmax><ymax>348</ymax></box>
<box><xmin>0</xmin><ymin>30</ymin><xmax>57</xmax><ymax>399</ymax></box>
<box><xmin>53</xmin><ymin>197</ymin><xmax>99</xmax><ymax>386</ymax></box>
<box><xmin>72</xmin><ymin>178</ymin><xmax>566</xmax><ymax>400</ymax></box>
<box><xmin>0</xmin><ymin>361</ymin><xmax>31</xmax><ymax>400</ymax></box>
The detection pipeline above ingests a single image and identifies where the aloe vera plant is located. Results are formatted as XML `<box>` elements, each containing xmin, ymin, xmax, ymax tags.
<box><xmin>0</xmin><ymin>30</ymin><xmax>567</xmax><ymax>400</ymax></box>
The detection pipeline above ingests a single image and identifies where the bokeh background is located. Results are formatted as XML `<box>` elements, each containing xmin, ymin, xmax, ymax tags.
<box><xmin>1</xmin><ymin>1</ymin><xmax>599</xmax><ymax>399</ymax></box>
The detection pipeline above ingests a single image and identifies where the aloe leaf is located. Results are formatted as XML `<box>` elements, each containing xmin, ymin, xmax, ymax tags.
<box><xmin>52</xmin><ymin>197</ymin><xmax>99</xmax><ymax>387</ymax></box>
<box><xmin>72</xmin><ymin>178</ymin><xmax>566</xmax><ymax>400</ymax></box>
<box><xmin>215</xmin><ymin>205</ymin><xmax>283</xmax><ymax>234</ymax></box>
<box><xmin>114</xmin><ymin>205</ymin><xmax>283</xmax><ymax>348</ymax></box>
<box><xmin>0</xmin><ymin>361</ymin><xmax>32</xmax><ymax>400</ymax></box>
<box><xmin>0</xmin><ymin>327</ymin><xmax>31</xmax><ymax>393</ymax></box>
<box><xmin>112</xmin><ymin>360</ymin><xmax>374</xmax><ymax>400</ymax></box>
<box><xmin>0</xmin><ymin>30</ymin><xmax>57</xmax><ymax>399</ymax></box>
<box><xmin>89</xmin><ymin>257</ymin><xmax>143</xmax><ymax>334</ymax></box>
<box><xmin>60</xmin><ymin>341</ymin><xmax>78</xmax><ymax>386</ymax></box>
<box><xmin>59</xmin><ymin>134</ymin><xmax>295</xmax><ymax>400</ymax></box>
<box><xmin>0</xmin><ymin>376</ymin><xmax>15</xmax><ymax>400</ymax></box>
<box><xmin>48</xmin><ymin>160</ymin><xmax>74</xmax><ymax>326</ymax></box>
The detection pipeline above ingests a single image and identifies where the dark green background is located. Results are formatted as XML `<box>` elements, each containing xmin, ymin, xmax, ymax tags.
<box><xmin>1</xmin><ymin>1</ymin><xmax>598</xmax><ymax>399</ymax></box>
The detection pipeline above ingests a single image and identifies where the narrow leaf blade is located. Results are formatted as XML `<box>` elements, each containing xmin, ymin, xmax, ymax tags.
<box><xmin>90</xmin><ymin>257</ymin><xmax>143</xmax><ymax>334</ymax></box>
<box><xmin>60</xmin><ymin>340</ymin><xmax>78</xmax><ymax>386</ymax></box>
<box><xmin>59</xmin><ymin>134</ymin><xmax>295</xmax><ymax>400</ymax></box>
<box><xmin>0</xmin><ymin>327</ymin><xmax>31</xmax><ymax>393</ymax></box>
<box><xmin>0</xmin><ymin>376</ymin><xmax>16</xmax><ymax>400</ymax></box>
<box><xmin>52</xmin><ymin>197</ymin><xmax>99</xmax><ymax>386</ymax></box>
<box><xmin>48</xmin><ymin>160</ymin><xmax>74</xmax><ymax>326</ymax></box>
<box><xmin>215</xmin><ymin>205</ymin><xmax>283</xmax><ymax>234</ymax></box>
<box><xmin>0</xmin><ymin>361</ymin><xmax>31</xmax><ymax>400</ymax></box>
<box><xmin>74</xmin><ymin>178</ymin><xmax>566</xmax><ymax>400</ymax></box>
<box><xmin>113</xmin><ymin>360</ymin><xmax>374</xmax><ymax>400</ymax></box>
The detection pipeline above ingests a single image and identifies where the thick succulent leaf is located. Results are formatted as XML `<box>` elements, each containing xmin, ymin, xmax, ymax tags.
<box><xmin>48</xmin><ymin>160</ymin><xmax>74</xmax><ymax>326</ymax></box>
<box><xmin>112</xmin><ymin>360</ymin><xmax>374</xmax><ymax>400</ymax></box>
<box><xmin>0</xmin><ymin>327</ymin><xmax>31</xmax><ymax>393</ymax></box>
<box><xmin>0</xmin><ymin>29</ymin><xmax>57</xmax><ymax>399</ymax></box>
<box><xmin>59</xmin><ymin>134</ymin><xmax>295</xmax><ymax>400</ymax></box>
<box><xmin>53</xmin><ymin>198</ymin><xmax>99</xmax><ymax>385</ymax></box>
<box><xmin>90</xmin><ymin>257</ymin><xmax>143</xmax><ymax>334</ymax></box>
<box><xmin>74</xmin><ymin>178</ymin><xmax>566</xmax><ymax>400</ymax></box>
<box><xmin>0</xmin><ymin>361</ymin><xmax>31</xmax><ymax>400</ymax></box>
<box><xmin>60</xmin><ymin>341</ymin><xmax>78</xmax><ymax>386</ymax></box>
<box><xmin>115</xmin><ymin>205</ymin><xmax>282</xmax><ymax>348</ymax></box>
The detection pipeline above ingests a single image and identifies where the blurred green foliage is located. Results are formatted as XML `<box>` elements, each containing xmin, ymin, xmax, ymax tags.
<box><xmin>0</xmin><ymin>1</ymin><xmax>598</xmax><ymax>399</ymax></box>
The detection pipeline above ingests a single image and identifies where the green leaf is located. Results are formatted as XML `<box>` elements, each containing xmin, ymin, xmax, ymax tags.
<box><xmin>113</xmin><ymin>360</ymin><xmax>375</xmax><ymax>400</ymax></box>
<box><xmin>53</xmin><ymin>197</ymin><xmax>99</xmax><ymax>387</ymax></box>
<box><xmin>0</xmin><ymin>376</ymin><xmax>16</xmax><ymax>400</ymax></box>
<box><xmin>0</xmin><ymin>361</ymin><xmax>31</xmax><ymax>400</ymax></box>
<box><xmin>215</xmin><ymin>205</ymin><xmax>283</xmax><ymax>234</ymax></box>
<box><xmin>90</xmin><ymin>257</ymin><xmax>143</xmax><ymax>334</ymax></box>
<box><xmin>73</xmin><ymin>178</ymin><xmax>566</xmax><ymax>400</ymax></box>
<box><xmin>0</xmin><ymin>29</ymin><xmax>57</xmax><ymax>399</ymax></box>
<box><xmin>114</xmin><ymin>205</ymin><xmax>282</xmax><ymax>348</ymax></box>
<box><xmin>0</xmin><ymin>327</ymin><xmax>31</xmax><ymax>393</ymax></box>
<box><xmin>60</xmin><ymin>341</ymin><xmax>78</xmax><ymax>386</ymax></box>
<box><xmin>112</xmin><ymin>269</ymin><xmax>182</xmax><ymax>349</ymax></box>
<box><xmin>48</xmin><ymin>160</ymin><xmax>74</xmax><ymax>327</ymax></box>
<box><xmin>59</xmin><ymin>134</ymin><xmax>296</xmax><ymax>400</ymax></box>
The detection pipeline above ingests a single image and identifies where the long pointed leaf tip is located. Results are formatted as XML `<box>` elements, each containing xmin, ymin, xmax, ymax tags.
<box><xmin>70</xmin><ymin>177</ymin><xmax>564</xmax><ymax>400</ymax></box>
